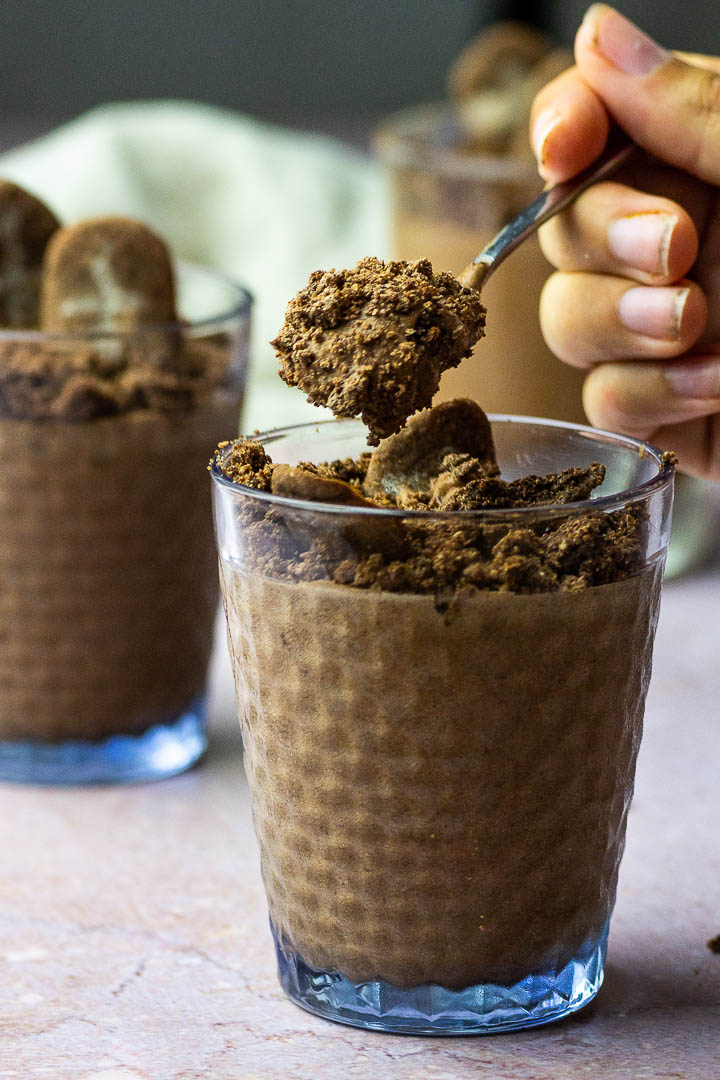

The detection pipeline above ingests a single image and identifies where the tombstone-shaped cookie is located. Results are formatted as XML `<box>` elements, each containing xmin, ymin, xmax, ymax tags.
<box><xmin>364</xmin><ymin>398</ymin><xmax>498</xmax><ymax>507</ymax></box>
<box><xmin>447</xmin><ymin>22</ymin><xmax>568</xmax><ymax>155</ymax></box>
<box><xmin>41</xmin><ymin>217</ymin><xmax>176</xmax><ymax>335</ymax></box>
<box><xmin>0</xmin><ymin>180</ymin><xmax>59</xmax><ymax>328</ymax></box>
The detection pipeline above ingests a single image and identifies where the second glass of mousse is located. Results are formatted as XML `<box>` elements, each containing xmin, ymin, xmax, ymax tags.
<box><xmin>212</xmin><ymin>404</ymin><xmax>674</xmax><ymax>1035</ymax></box>
<box><xmin>0</xmin><ymin>185</ymin><xmax>250</xmax><ymax>783</ymax></box>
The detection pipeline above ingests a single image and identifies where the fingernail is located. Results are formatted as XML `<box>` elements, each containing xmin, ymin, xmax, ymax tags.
<box><xmin>531</xmin><ymin>108</ymin><xmax>563</xmax><ymax>176</ymax></box>
<box><xmin>608</xmin><ymin>213</ymin><xmax>677</xmax><ymax>275</ymax></box>
<box><xmin>665</xmin><ymin>359</ymin><xmax>720</xmax><ymax>398</ymax></box>
<box><xmin>582</xmin><ymin>4</ymin><xmax>670</xmax><ymax>75</ymax></box>
<box><xmin>618</xmin><ymin>286</ymin><xmax>689</xmax><ymax>339</ymax></box>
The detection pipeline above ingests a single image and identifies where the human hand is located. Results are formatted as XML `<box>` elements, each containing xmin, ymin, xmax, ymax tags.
<box><xmin>530</xmin><ymin>3</ymin><xmax>720</xmax><ymax>480</ymax></box>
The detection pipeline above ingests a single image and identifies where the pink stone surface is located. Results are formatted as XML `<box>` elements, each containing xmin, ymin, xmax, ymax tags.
<box><xmin>0</xmin><ymin>572</ymin><xmax>718</xmax><ymax>1079</ymax></box>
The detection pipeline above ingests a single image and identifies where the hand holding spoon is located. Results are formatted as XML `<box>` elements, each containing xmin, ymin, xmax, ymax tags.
<box><xmin>459</xmin><ymin>131</ymin><xmax>635</xmax><ymax>292</ymax></box>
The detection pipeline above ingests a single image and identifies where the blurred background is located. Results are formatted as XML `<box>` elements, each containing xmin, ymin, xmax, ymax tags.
<box><xmin>0</xmin><ymin>0</ymin><xmax>714</xmax><ymax>141</ymax></box>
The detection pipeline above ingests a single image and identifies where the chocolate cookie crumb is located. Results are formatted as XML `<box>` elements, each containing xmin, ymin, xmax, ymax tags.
<box><xmin>41</xmin><ymin>217</ymin><xmax>176</xmax><ymax>334</ymax></box>
<box><xmin>0</xmin><ymin>334</ymin><xmax>234</xmax><ymax>421</ymax></box>
<box><xmin>306</xmin><ymin>453</ymin><xmax>373</xmax><ymax>487</ymax></box>
<box><xmin>0</xmin><ymin>197</ymin><xmax>235</xmax><ymax>422</ymax></box>
<box><xmin>272</xmin><ymin>258</ymin><xmax>486</xmax><ymax>444</ymax></box>
<box><xmin>440</xmin><ymin>462</ymin><xmax>606</xmax><ymax>510</ymax></box>
<box><xmin>217</xmin><ymin>438</ymin><xmax>274</xmax><ymax>490</ymax></box>
<box><xmin>708</xmin><ymin>934</ymin><xmax>720</xmax><ymax>954</ymax></box>
<box><xmin>213</xmin><ymin>404</ymin><xmax>646</xmax><ymax>597</ymax></box>
<box><xmin>50</xmin><ymin>373</ymin><xmax>125</xmax><ymax>420</ymax></box>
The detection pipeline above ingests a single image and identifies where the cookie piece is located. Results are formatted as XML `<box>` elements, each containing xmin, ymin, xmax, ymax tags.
<box><xmin>364</xmin><ymin>398</ymin><xmax>498</xmax><ymax>507</ymax></box>
<box><xmin>448</xmin><ymin>23</ymin><xmax>571</xmax><ymax>155</ymax></box>
<box><xmin>448</xmin><ymin>22</ymin><xmax>551</xmax><ymax>101</ymax></box>
<box><xmin>272</xmin><ymin>257</ymin><xmax>486</xmax><ymax>445</ymax></box>
<box><xmin>41</xmin><ymin>216</ymin><xmax>176</xmax><ymax>334</ymax></box>
<box><xmin>213</xmin><ymin>438</ymin><xmax>275</xmax><ymax>490</ymax></box>
<box><xmin>0</xmin><ymin>180</ymin><xmax>59</xmax><ymax>328</ymax></box>
<box><xmin>271</xmin><ymin>464</ymin><xmax>374</xmax><ymax>508</ymax></box>
<box><xmin>271</xmin><ymin>464</ymin><xmax>404</xmax><ymax>557</ymax></box>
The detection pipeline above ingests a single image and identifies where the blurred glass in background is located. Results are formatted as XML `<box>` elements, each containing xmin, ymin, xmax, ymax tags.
<box><xmin>0</xmin><ymin>0</ymin><xmax>714</xmax><ymax>130</ymax></box>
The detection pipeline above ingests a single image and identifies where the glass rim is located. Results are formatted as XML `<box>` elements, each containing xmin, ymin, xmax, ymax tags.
<box><xmin>0</xmin><ymin>260</ymin><xmax>253</xmax><ymax>345</ymax></box>
<box><xmin>210</xmin><ymin>414</ymin><xmax>675</xmax><ymax>522</ymax></box>
<box><xmin>372</xmin><ymin>102</ymin><xmax>540</xmax><ymax>183</ymax></box>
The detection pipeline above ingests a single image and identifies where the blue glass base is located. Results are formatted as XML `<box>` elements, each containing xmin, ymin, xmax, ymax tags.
<box><xmin>0</xmin><ymin>698</ymin><xmax>207</xmax><ymax>785</ymax></box>
<box><xmin>274</xmin><ymin>924</ymin><xmax>607</xmax><ymax>1035</ymax></box>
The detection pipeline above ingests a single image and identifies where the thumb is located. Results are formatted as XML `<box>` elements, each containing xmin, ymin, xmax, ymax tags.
<box><xmin>576</xmin><ymin>4</ymin><xmax>720</xmax><ymax>185</ymax></box>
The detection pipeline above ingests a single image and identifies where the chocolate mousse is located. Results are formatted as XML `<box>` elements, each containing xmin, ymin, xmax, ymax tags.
<box><xmin>272</xmin><ymin>257</ymin><xmax>486</xmax><ymax>444</ymax></box>
<box><xmin>215</xmin><ymin>397</ymin><xmax>667</xmax><ymax>988</ymax></box>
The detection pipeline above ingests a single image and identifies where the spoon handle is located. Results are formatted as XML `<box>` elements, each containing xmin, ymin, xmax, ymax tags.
<box><xmin>459</xmin><ymin>131</ymin><xmax>635</xmax><ymax>291</ymax></box>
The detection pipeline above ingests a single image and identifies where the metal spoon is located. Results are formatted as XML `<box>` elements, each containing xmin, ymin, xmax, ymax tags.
<box><xmin>459</xmin><ymin>131</ymin><xmax>635</xmax><ymax>292</ymax></box>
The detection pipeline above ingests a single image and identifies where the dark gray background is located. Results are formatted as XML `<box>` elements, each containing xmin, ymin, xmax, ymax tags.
<box><xmin>0</xmin><ymin>1</ymin><xmax>717</xmax><ymax>127</ymax></box>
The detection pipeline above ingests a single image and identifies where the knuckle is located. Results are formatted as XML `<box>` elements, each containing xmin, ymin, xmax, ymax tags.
<box><xmin>588</xmin><ymin>366</ymin><xmax>624</xmax><ymax>413</ymax></box>
<box><xmin>539</xmin><ymin>209</ymin><xmax>586</xmax><ymax>268</ymax></box>
<box><xmin>539</xmin><ymin>274</ymin><xmax>575</xmax><ymax>362</ymax></box>
<box><xmin>540</xmin><ymin>272</ymin><xmax>604</xmax><ymax>368</ymax></box>
<box><xmin>537</xmin><ymin>219</ymin><xmax>562</xmax><ymax>265</ymax></box>
<box><xmin>692</xmin><ymin>68</ymin><xmax>720</xmax><ymax>116</ymax></box>
<box><xmin>585</xmin><ymin>366</ymin><xmax>647</xmax><ymax>432</ymax></box>
<box><xmin>539</xmin><ymin>270</ymin><xmax>564</xmax><ymax>312</ymax></box>
<box><xmin>682</xmin><ymin>67</ymin><xmax>720</xmax><ymax>170</ymax></box>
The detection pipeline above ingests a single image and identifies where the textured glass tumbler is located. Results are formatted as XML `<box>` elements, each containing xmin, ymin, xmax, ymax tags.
<box><xmin>212</xmin><ymin>417</ymin><xmax>674</xmax><ymax>1035</ymax></box>
<box><xmin>0</xmin><ymin>264</ymin><xmax>251</xmax><ymax>784</ymax></box>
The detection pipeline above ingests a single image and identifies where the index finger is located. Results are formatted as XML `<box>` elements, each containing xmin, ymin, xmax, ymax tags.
<box><xmin>529</xmin><ymin>65</ymin><xmax>610</xmax><ymax>183</ymax></box>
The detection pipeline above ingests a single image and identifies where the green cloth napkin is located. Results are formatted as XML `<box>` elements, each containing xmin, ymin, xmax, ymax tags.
<box><xmin>0</xmin><ymin>100</ymin><xmax>390</xmax><ymax>430</ymax></box>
